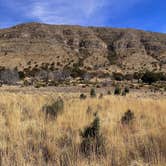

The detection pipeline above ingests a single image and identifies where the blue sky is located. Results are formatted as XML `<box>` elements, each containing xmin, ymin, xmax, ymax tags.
<box><xmin>0</xmin><ymin>0</ymin><xmax>165</xmax><ymax>33</ymax></box>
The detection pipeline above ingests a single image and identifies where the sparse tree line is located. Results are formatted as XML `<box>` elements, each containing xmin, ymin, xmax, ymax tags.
<box><xmin>0</xmin><ymin>63</ymin><xmax>166</xmax><ymax>87</ymax></box>
<box><xmin>112</xmin><ymin>71</ymin><xmax>166</xmax><ymax>83</ymax></box>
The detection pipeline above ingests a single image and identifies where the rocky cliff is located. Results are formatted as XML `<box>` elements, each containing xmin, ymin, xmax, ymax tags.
<box><xmin>0</xmin><ymin>22</ymin><xmax>166</xmax><ymax>74</ymax></box>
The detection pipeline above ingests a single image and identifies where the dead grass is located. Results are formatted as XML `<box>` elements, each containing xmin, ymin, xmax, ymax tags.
<box><xmin>0</xmin><ymin>92</ymin><xmax>165</xmax><ymax>165</ymax></box>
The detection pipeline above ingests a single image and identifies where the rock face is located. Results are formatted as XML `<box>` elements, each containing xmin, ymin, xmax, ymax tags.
<box><xmin>0</xmin><ymin>22</ymin><xmax>166</xmax><ymax>73</ymax></box>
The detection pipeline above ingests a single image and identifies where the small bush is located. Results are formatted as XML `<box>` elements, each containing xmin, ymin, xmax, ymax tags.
<box><xmin>96</xmin><ymin>84</ymin><xmax>101</xmax><ymax>88</ymax></box>
<box><xmin>34</xmin><ymin>84</ymin><xmax>41</xmax><ymax>88</ymax></box>
<box><xmin>141</xmin><ymin>71</ymin><xmax>166</xmax><ymax>84</ymax></box>
<box><xmin>99</xmin><ymin>93</ymin><xmax>103</xmax><ymax>99</ymax></box>
<box><xmin>134</xmin><ymin>72</ymin><xmax>143</xmax><ymax>83</ymax></box>
<box><xmin>122</xmin><ymin>91</ymin><xmax>126</xmax><ymax>96</ymax></box>
<box><xmin>34</xmin><ymin>82</ymin><xmax>47</xmax><ymax>88</ymax></box>
<box><xmin>80</xmin><ymin>93</ymin><xmax>87</xmax><ymax>100</ymax></box>
<box><xmin>141</xmin><ymin>71</ymin><xmax>157</xmax><ymax>84</ymax></box>
<box><xmin>114</xmin><ymin>86</ymin><xmax>121</xmax><ymax>95</ymax></box>
<box><xmin>124</xmin><ymin>86</ymin><xmax>130</xmax><ymax>93</ymax></box>
<box><xmin>124</xmin><ymin>73</ymin><xmax>134</xmax><ymax>81</ymax></box>
<box><xmin>81</xmin><ymin>117</ymin><xmax>100</xmax><ymax>138</ymax></box>
<box><xmin>69</xmin><ymin>63</ymin><xmax>86</xmax><ymax>78</ymax></box>
<box><xmin>23</xmin><ymin>80</ymin><xmax>31</xmax><ymax>86</ymax></box>
<box><xmin>80</xmin><ymin>117</ymin><xmax>106</xmax><ymax>157</ymax></box>
<box><xmin>42</xmin><ymin>97</ymin><xmax>64</xmax><ymax>119</ymax></box>
<box><xmin>121</xmin><ymin>109</ymin><xmax>135</xmax><ymax>125</ymax></box>
<box><xmin>86</xmin><ymin>106</ymin><xmax>92</xmax><ymax>114</ymax></box>
<box><xmin>41</xmin><ymin>146</ymin><xmax>52</xmax><ymax>163</ymax></box>
<box><xmin>113</xmin><ymin>72</ymin><xmax>124</xmax><ymax>81</ymax></box>
<box><xmin>90</xmin><ymin>88</ymin><xmax>96</xmax><ymax>98</ymax></box>
<box><xmin>18</xmin><ymin>71</ymin><xmax>25</xmax><ymax>80</ymax></box>
<box><xmin>107</xmin><ymin>90</ymin><xmax>111</xmax><ymax>95</ymax></box>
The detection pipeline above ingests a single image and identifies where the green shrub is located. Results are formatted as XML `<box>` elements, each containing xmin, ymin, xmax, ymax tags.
<box><xmin>80</xmin><ymin>117</ymin><xmax>106</xmax><ymax>156</ymax></box>
<box><xmin>122</xmin><ymin>91</ymin><xmax>126</xmax><ymax>96</ymax></box>
<box><xmin>113</xmin><ymin>72</ymin><xmax>124</xmax><ymax>81</ymax></box>
<box><xmin>141</xmin><ymin>71</ymin><xmax>166</xmax><ymax>84</ymax></box>
<box><xmin>107</xmin><ymin>90</ymin><xmax>111</xmax><ymax>95</ymax></box>
<box><xmin>124</xmin><ymin>74</ymin><xmax>134</xmax><ymax>81</ymax></box>
<box><xmin>124</xmin><ymin>86</ymin><xmax>130</xmax><ymax>93</ymax></box>
<box><xmin>42</xmin><ymin>97</ymin><xmax>64</xmax><ymax>119</ymax></box>
<box><xmin>121</xmin><ymin>109</ymin><xmax>135</xmax><ymax>125</ymax></box>
<box><xmin>134</xmin><ymin>72</ymin><xmax>143</xmax><ymax>83</ymax></box>
<box><xmin>96</xmin><ymin>84</ymin><xmax>101</xmax><ymax>88</ymax></box>
<box><xmin>90</xmin><ymin>88</ymin><xmax>96</xmax><ymax>98</ymax></box>
<box><xmin>69</xmin><ymin>63</ymin><xmax>86</xmax><ymax>78</ymax></box>
<box><xmin>141</xmin><ymin>71</ymin><xmax>158</xmax><ymax>84</ymax></box>
<box><xmin>80</xmin><ymin>93</ymin><xmax>87</xmax><ymax>100</ymax></box>
<box><xmin>114</xmin><ymin>86</ymin><xmax>121</xmax><ymax>95</ymax></box>
<box><xmin>81</xmin><ymin>117</ymin><xmax>100</xmax><ymax>138</ymax></box>
<box><xmin>18</xmin><ymin>71</ymin><xmax>25</xmax><ymax>80</ymax></box>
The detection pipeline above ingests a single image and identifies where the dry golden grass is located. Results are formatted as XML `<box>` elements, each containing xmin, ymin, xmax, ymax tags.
<box><xmin>0</xmin><ymin>92</ymin><xmax>165</xmax><ymax>166</ymax></box>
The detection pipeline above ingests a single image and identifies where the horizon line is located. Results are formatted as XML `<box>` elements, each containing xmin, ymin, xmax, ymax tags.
<box><xmin>0</xmin><ymin>21</ymin><xmax>166</xmax><ymax>34</ymax></box>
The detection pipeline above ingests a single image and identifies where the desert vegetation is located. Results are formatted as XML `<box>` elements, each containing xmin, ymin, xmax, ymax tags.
<box><xmin>0</xmin><ymin>92</ymin><xmax>165</xmax><ymax>165</ymax></box>
<box><xmin>0</xmin><ymin>22</ymin><xmax>166</xmax><ymax>166</ymax></box>
<box><xmin>0</xmin><ymin>65</ymin><xmax>166</xmax><ymax>95</ymax></box>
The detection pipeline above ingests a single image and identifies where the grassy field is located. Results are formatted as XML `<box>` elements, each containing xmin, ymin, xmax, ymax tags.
<box><xmin>0</xmin><ymin>92</ymin><xmax>165</xmax><ymax>165</ymax></box>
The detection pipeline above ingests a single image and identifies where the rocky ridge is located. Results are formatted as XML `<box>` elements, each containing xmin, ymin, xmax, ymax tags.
<box><xmin>0</xmin><ymin>22</ymin><xmax>166</xmax><ymax>74</ymax></box>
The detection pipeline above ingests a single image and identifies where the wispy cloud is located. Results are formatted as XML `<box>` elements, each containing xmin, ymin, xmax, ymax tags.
<box><xmin>4</xmin><ymin>0</ymin><xmax>164</xmax><ymax>32</ymax></box>
<box><xmin>29</xmin><ymin>0</ymin><xmax>144</xmax><ymax>25</ymax></box>
<box><xmin>28</xmin><ymin>0</ymin><xmax>109</xmax><ymax>25</ymax></box>
<box><xmin>1</xmin><ymin>0</ymin><xmax>143</xmax><ymax>26</ymax></box>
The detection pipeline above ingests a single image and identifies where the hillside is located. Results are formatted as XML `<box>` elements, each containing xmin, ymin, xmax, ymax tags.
<box><xmin>0</xmin><ymin>22</ymin><xmax>166</xmax><ymax>74</ymax></box>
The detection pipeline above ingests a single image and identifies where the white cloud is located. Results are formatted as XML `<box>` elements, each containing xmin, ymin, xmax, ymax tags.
<box><xmin>28</xmin><ymin>0</ymin><xmax>108</xmax><ymax>25</ymax></box>
<box><xmin>3</xmin><ymin>0</ymin><xmax>144</xmax><ymax>26</ymax></box>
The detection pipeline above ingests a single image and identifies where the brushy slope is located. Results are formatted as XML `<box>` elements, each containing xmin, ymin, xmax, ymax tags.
<box><xmin>0</xmin><ymin>23</ymin><xmax>166</xmax><ymax>73</ymax></box>
<box><xmin>0</xmin><ymin>93</ymin><xmax>165</xmax><ymax>165</ymax></box>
